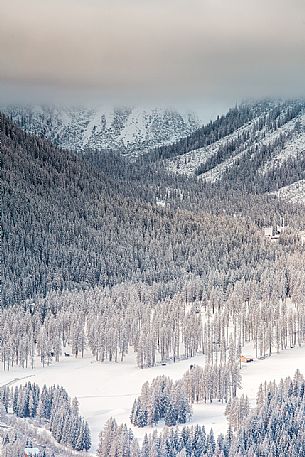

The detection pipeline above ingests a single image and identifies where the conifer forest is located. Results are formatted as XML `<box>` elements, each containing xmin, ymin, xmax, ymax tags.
<box><xmin>1</xmin><ymin>1</ymin><xmax>305</xmax><ymax>454</ymax></box>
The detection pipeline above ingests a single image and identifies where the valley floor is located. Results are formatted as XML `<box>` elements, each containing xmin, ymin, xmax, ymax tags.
<box><xmin>1</xmin><ymin>344</ymin><xmax>305</xmax><ymax>452</ymax></box>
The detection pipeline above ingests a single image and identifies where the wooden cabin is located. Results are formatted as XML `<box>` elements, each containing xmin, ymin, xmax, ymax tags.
<box><xmin>240</xmin><ymin>355</ymin><xmax>254</xmax><ymax>363</ymax></box>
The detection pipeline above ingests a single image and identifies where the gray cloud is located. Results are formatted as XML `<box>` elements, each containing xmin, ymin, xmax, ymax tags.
<box><xmin>0</xmin><ymin>0</ymin><xmax>305</xmax><ymax>104</ymax></box>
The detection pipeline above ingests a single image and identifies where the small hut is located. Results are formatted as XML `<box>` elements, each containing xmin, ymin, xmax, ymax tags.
<box><xmin>240</xmin><ymin>355</ymin><xmax>254</xmax><ymax>363</ymax></box>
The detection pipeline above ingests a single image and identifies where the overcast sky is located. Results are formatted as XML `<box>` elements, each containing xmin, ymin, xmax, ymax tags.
<box><xmin>0</xmin><ymin>0</ymin><xmax>304</xmax><ymax>116</ymax></box>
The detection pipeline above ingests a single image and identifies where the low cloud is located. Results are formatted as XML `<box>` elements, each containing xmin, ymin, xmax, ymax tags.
<box><xmin>0</xmin><ymin>0</ymin><xmax>304</xmax><ymax>104</ymax></box>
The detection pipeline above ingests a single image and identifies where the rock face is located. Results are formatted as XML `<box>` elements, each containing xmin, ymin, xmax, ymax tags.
<box><xmin>3</xmin><ymin>105</ymin><xmax>200</xmax><ymax>156</ymax></box>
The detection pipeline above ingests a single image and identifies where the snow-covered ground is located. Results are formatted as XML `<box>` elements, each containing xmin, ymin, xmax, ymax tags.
<box><xmin>164</xmin><ymin>121</ymin><xmax>256</xmax><ymax>178</ymax></box>
<box><xmin>1</xmin><ymin>344</ymin><xmax>305</xmax><ymax>451</ymax></box>
<box><xmin>272</xmin><ymin>179</ymin><xmax>305</xmax><ymax>205</ymax></box>
<box><xmin>258</xmin><ymin>115</ymin><xmax>305</xmax><ymax>175</ymax></box>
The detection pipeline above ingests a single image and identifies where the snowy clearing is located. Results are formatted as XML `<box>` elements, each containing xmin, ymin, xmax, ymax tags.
<box><xmin>1</xmin><ymin>344</ymin><xmax>305</xmax><ymax>451</ymax></box>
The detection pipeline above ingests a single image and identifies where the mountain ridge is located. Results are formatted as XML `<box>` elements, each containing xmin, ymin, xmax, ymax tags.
<box><xmin>157</xmin><ymin>100</ymin><xmax>305</xmax><ymax>196</ymax></box>
<box><xmin>3</xmin><ymin>105</ymin><xmax>200</xmax><ymax>156</ymax></box>
<box><xmin>4</xmin><ymin>99</ymin><xmax>305</xmax><ymax>202</ymax></box>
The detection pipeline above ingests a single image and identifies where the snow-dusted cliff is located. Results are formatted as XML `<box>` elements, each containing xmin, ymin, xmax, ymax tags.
<box><xmin>3</xmin><ymin>105</ymin><xmax>200</xmax><ymax>156</ymax></box>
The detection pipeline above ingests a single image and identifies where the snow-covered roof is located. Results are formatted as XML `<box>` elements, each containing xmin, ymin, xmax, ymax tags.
<box><xmin>24</xmin><ymin>448</ymin><xmax>40</xmax><ymax>456</ymax></box>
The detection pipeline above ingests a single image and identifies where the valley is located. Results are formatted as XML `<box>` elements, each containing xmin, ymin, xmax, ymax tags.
<box><xmin>1</xmin><ymin>100</ymin><xmax>305</xmax><ymax>456</ymax></box>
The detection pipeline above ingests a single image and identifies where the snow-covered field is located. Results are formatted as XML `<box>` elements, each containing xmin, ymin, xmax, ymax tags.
<box><xmin>1</xmin><ymin>345</ymin><xmax>305</xmax><ymax>451</ymax></box>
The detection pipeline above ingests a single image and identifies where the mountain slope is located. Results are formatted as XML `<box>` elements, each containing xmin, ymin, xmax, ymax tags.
<box><xmin>273</xmin><ymin>180</ymin><xmax>305</xmax><ymax>204</ymax></box>
<box><xmin>4</xmin><ymin>111</ymin><xmax>305</xmax><ymax>307</ymax></box>
<box><xmin>160</xmin><ymin>100</ymin><xmax>305</xmax><ymax>195</ymax></box>
<box><xmin>2</xmin><ymin>112</ymin><xmax>249</xmax><ymax>305</ymax></box>
<box><xmin>3</xmin><ymin>105</ymin><xmax>200</xmax><ymax>156</ymax></box>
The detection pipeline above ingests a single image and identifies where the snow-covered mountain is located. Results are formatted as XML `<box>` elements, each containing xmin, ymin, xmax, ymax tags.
<box><xmin>4</xmin><ymin>100</ymin><xmax>305</xmax><ymax>201</ymax></box>
<box><xmin>3</xmin><ymin>105</ymin><xmax>200</xmax><ymax>156</ymax></box>
<box><xmin>155</xmin><ymin>100</ymin><xmax>305</xmax><ymax>199</ymax></box>
<box><xmin>164</xmin><ymin>101</ymin><xmax>305</xmax><ymax>181</ymax></box>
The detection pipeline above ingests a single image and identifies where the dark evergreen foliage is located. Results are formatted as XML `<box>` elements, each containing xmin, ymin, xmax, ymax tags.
<box><xmin>99</xmin><ymin>372</ymin><xmax>305</xmax><ymax>456</ymax></box>
<box><xmin>0</xmin><ymin>382</ymin><xmax>91</xmax><ymax>451</ymax></box>
<box><xmin>2</xmin><ymin>111</ymin><xmax>305</xmax><ymax>306</ymax></box>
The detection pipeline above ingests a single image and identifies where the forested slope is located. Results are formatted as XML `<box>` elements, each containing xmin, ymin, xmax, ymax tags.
<box><xmin>159</xmin><ymin>100</ymin><xmax>305</xmax><ymax>195</ymax></box>
<box><xmin>2</xmin><ymin>113</ymin><xmax>305</xmax><ymax>306</ymax></box>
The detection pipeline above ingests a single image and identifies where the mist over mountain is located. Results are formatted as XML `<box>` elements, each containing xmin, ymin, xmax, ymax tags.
<box><xmin>2</xmin><ymin>97</ymin><xmax>305</xmax><ymax>456</ymax></box>
<box><xmin>2</xmin><ymin>0</ymin><xmax>305</xmax><ymax>454</ymax></box>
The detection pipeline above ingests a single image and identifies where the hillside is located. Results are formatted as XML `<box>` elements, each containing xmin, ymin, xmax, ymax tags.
<box><xmin>2</xmin><ymin>105</ymin><xmax>200</xmax><ymax>156</ymax></box>
<box><xmin>2</xmin><ymin>112</ymin><xmax>305</xmax><ymax>307</ymax></box>
<box><xmin>158</xmin><ymin>100</ymin><xmax>305</xmax><ymax>195</ymax></box>
<box><xmin>5</xmin><ymin>101</ymin><xmax>305</xmax><ymax>199</ymax></box>
<box><xmin>273</xmin><ymin>179</ymin><xmax>305</xmax><ymax>204</ymax></box>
